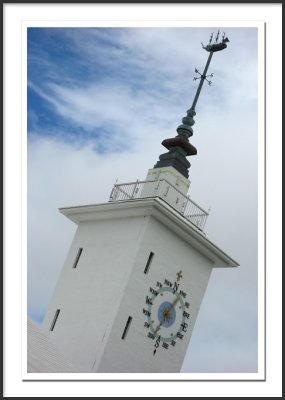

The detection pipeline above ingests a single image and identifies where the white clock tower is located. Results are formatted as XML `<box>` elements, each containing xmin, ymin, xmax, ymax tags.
<box><xmin>42</xmin><ymin>32</ymin><xmax>238</xmax><ymax>373</ymax></box>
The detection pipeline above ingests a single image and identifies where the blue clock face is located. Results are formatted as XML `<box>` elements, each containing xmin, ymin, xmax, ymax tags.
<box><xmin>157</xmin><ymin>301</ymin><xmax>176</xmax><ymax>328</ymax></box>
<box><xmin>143</xmin><ymin>272</ymin><xmax>190</xmax><ymax>355</ymax></box>
<box><xmin>147</xmin><ymin>286</ymin><xmax>185</xmax><ymax>342</ymax></box>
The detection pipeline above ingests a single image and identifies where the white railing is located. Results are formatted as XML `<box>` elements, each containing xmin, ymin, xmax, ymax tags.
<box><xmin>109</xmin><ymin>179</ymin><xmax>209</xmax><ymax>231</ymax></box>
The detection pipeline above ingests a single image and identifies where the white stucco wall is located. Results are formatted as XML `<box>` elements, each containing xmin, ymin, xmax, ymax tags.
<box><xmin>145</xmin><ymin>167</ymin><xmax>190</xmax><ymax>195</ymax></box>
<box><xmin>96</xmin><ymin>215</ymin><xmax>213</xmax><ymax>373</ymax></box>
<box><xmin>42</xmin><ymin>214</ymin><xmax>149</xmax><ymax>371</ymax></box>
<box><xmin>42</xmin><ymin>198</ymin><xmax>237</xmax><ymax>373</ymax></box>
<box><xmin>142</xmin><ymin>167</ymin><xmax>191</xmax><ymax>214</ymax></box>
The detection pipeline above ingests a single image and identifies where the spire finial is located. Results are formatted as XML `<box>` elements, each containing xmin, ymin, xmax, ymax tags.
<box><xmin>153</xmin><ymin>32</ymin><xmax>229</xmax><ymax>178</ymax></box>
<box><xmin>176</xmin><ymin>31</ymin><xmax>229</xmax><ymax>140</ymax></box>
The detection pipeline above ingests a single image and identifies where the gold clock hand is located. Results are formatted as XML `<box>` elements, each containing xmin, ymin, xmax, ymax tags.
<box><xmin>154</xmin><ymin>295</ymin><xmax>180</xmax><ymax>333</ymax></box>
<box><xmin>171</xmin><ymin>295</ymin><xmax>180</xmax><ymax>308</ymax></box>
<box><xmin>154</xmin><ymin>313</ymin><xmax>167</xmax><ymax>333</ymax></box>
<box><xmin>154</xmin><ymin>311</ymin><xmax>168</xmax><ymax>333</ymax></box>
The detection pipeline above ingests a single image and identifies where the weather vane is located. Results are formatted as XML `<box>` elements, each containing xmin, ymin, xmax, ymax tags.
<box><xmin>156</xmin><ymin>31</ymin><xmax>230</xmax><ymax>179</ymax></box>
<box><xmin>176</xmin><ymin>31</ymin><xmax>229</xmax><ymax>140</ymax></box>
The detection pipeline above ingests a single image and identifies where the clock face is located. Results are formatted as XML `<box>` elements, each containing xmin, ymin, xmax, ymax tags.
<box><xmin>143</xmin><ymin>270</ymin><xmax>190</xmax><ymax>355</ymax></box>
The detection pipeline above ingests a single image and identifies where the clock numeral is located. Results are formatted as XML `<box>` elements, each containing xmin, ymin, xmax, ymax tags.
<box><xmin>173</xmin><ymin>281</ymin><xmax>179</xmax><ymax>293</ymax></box>
<box><xmin>162</xmin><ymin>342</ymin><xmax>169</xmax><ymax>350</ymax></box>
<box><xmin>179</xmin><ymin>289</ymin><xmax>186</xmax><ymax>298</ymax></box>
<box><xmin>143</xmin><ymin>308</ymin><xmax>151</xmax><ymax>317</ymax></box>
<box><xmin>177</xmin><ymin>332</ymin><xmax>184</xmax><ymax>340</ymax></box>
<box><xmin>144</xmin><ymin>321</ymin><xmax>150</xmax><ymax>328</ymax></box>
<box><xmin>149</xmin><ymin>287</ymin><xmax>158</xmax><ymax>296</ymax></box>
<box><xmin>146</xmin><ymin>296</ymin><xmax>153</xmax><ymax>305</ymax></box>
<box><xmin>183</xmin><ymin>311</ymin><xmax>190</xmax><ymax>319</ymax></box>
<box><xmin>185</xmin><ymin>301</ymin><xmax>190</xmax><ymax>308</ymax></box>
<box><xmin>181</xmin><ymin>322</ymin><xmax>188</xmax><ymax>332</ymax></box>
<box><xmin>171</xmin><ymin>340</ymin><xmax>176</xmax><ymax>347</ymax></box>
<box><xmin>153</xmin><ymin>336</ymin><xmax>161</xmax><ymax>355</ymax></box>
<box><xmin>164</xmin><ymin>279</ymin><xmax>173</xmax><ymax>288</ymax></box>
<box><xmin>156</xmin><ymin>281</ymin><xmax>163</xmax><ymax>288</ymax></box>
<box><xmin>147</xmin><ymin>332</ymin><xmax>155</xmax><ymax>340</ymax></box>
<box><xmin>154</xmin><ymin>336</ymin><xmax>161</xmax><ymax>348</ymax></box>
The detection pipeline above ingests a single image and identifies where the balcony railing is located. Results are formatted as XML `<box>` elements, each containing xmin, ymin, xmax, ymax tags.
<box><xmin>109</xmin><ymin>179</ymin><xmax>209</xmax><ymax>231</ymax></box>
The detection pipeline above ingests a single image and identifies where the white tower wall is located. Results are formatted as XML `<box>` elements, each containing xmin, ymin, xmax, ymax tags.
<box><xmin>42</xmin><ymin>199</ymin><xmax>237</xmax><ymax>373</ymax></box>
<box><xmin>140</xmin><ymin>166</ymin><xmax>191</xmax><ymax>214</ymax></box>
<box><xmin>96</xmin><ymin>215</ymin><xmax>213</xmax><ymax>373</ymax></box>
<box><xmin>145</xmin><ymin>167</ymin><xmax>190</xmax><ymax>195</ymax></box>
<box><xmin>42</xmin><ymin>214</ymin><xmax>148</xmax><ymax>371</ymax></box>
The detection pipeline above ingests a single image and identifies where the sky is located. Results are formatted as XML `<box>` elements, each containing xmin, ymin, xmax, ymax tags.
<box><xmin>27</xmin><ymin>26</ymin><xmax>259</xmax><ymax>374</ymax></box>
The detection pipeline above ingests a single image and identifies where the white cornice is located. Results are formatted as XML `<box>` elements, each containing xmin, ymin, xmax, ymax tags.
<box><xmin>59</xmin><ymin>198</ymin><xmax>239</xmax><ymax>268</ymax></box>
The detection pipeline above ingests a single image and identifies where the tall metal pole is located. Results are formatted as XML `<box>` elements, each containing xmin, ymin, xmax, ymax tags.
<box><xmin>176</xmin><ymin>32</ymin><xmax>229</xmax><ymax>140</ymax></box>
<box><xmin>154</xmin><ymin>32</ymin><xmax>229</xmax><ymax>179</ymax></box>
<box><xmin>191</xmin><ymin>51</ymin><xmax>213</xmax><ymax>111</ymax></box>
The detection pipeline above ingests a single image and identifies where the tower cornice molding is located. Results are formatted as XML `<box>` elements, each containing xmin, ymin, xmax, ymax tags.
<box><xmin>59</xmin><ymin>198</ymin><xmax>238</xmax><ymax>269</ymax></box>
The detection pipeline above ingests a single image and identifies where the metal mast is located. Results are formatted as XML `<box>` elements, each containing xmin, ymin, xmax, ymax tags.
<box><xmin>154</xmin><ymin>31</ymin><xmax>229</xmax><ymax>178</ymax></box>
<box><xmin>176</xmin><ymin>30</ymin><xmax>229</xmax><ymax>140</ymax></box>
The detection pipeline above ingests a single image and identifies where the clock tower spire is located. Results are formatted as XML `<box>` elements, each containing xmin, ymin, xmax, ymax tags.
<box><xmin>152</xmin><ymin>30</ymin><xmax>229</xmax><ymax>179</ymax></box>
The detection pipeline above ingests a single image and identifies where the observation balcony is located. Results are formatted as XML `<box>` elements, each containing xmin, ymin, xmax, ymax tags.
<box><xmin>109</xmin><ymin>179</ymin><xmax>209</xmax><ymax>232</ymax></box>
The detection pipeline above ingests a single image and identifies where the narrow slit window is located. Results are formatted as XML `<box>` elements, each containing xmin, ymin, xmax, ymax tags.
<box><xmin>121</xmin><ymin>316</ymin><xmax>132</xmax><ymax>340</ymax></box>
<box><xmin>50</xmin><ymin>309</ymin><xmax>60</xmax><ymax>331</ymax></box>
<box><xmin>144</xmin><ymin>251</ymin><xmax>154</xmax><ymax>274</ymax></box>
<box><xmin>73</xmin><ymin>248</ymin><xmax>83</xmax><ymax>269</ymax></box>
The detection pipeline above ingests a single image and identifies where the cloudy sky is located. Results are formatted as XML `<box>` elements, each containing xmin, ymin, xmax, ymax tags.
<box><xmin>27</xmin><ymin>26</ymin><xmax>259</xmax><ymax>374</ymax></box>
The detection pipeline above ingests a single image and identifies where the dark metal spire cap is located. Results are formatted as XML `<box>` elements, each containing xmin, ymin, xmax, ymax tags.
<box><xmin>162</xmin><ymin>137</ymin><xmax>197</xmax><ymax>156</ymax></box>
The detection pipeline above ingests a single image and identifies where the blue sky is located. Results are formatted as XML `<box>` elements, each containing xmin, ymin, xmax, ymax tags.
<box><xmin>27</xmin><ymin>27</ymin><xmax>259</xmax><ymax>374</ymax></box>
